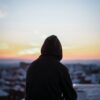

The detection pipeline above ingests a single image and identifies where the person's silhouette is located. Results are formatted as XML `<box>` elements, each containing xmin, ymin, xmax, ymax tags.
<box><xmin>25</xmin><ymin>35</ymin><xmax>77</xmax><ymax>100</ymax></box>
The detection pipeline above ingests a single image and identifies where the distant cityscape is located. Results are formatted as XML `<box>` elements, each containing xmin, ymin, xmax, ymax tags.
<box><xmin>0</xmin><ymin>60</ymin><xmax>100</xmax><ymax>100</ymax></box>
<box><xmin>66</xmin><ymin>63</ymin><xmax>100</xmax><ymax>84</ymax></box>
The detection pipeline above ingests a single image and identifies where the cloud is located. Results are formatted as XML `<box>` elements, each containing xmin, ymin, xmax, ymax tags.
<box><xmin>0</xmin><ymin>9</ymin><xmax>7</xmax><ymax>18</ymax></box>
<box><xmin>17</xmin><ymin>48</ymin><xmax>40</xmax><ymax>55</ymax></box>
<box><xmin>0</xmin><ymin>43</ymin><xmax>9</xmax><ymax>50</ymax></box>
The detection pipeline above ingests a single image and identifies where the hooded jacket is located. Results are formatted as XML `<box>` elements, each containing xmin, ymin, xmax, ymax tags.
<box><xmin>25</xmin><ymin>35</ymin><xmax>77</xmax><ymax>100</ymax></box>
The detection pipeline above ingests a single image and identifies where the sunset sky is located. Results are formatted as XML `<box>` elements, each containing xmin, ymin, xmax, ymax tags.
<box><xmin>0</xmin><ymin>0</ymin><xmax>100</xmax><ymax>60</ymax></box>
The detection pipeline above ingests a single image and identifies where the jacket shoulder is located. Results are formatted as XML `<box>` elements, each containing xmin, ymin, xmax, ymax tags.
<box><xmin>57</xmin><ymin>62</ymin><xmax>69</xmax><ymax>73</ymax></box>
<box><xmin>59</xmin><ymin>62</ymin><xmax>68</xmax><ymax>69</ymax></box>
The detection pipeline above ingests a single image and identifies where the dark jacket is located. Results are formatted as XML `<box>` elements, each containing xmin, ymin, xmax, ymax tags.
<box><xmin>25</xmin><ymin>35</ymin><xmax>77</xmax><ymax>100</ymax></box>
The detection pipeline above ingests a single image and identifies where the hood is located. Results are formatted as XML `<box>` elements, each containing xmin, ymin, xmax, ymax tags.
<box><xmin>41</xmin><ymin>35</ymin><xmax>62</xmax><ymax>61</ymax></box>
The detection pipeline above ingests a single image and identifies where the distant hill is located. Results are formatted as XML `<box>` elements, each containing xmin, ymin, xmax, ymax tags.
<box><xmin>0</xmin><ymin>59</ymin><xmax>100</xmax><ymax>68</ymax></box>
<box><xmin>0</xmin><ymin>59</ymin><xmax>32</xmax><ymax>68</ymax></box>
<box><xmin>61</xmin><ymin>59</ymin><xmax>100</xmax><ymax>65</ymax></box>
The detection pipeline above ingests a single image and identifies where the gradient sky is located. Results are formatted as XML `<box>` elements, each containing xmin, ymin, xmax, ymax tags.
<box><xmin>0</xmin><ymin>0</ymin><xmax>100</xmax><ymax>60</ymax></box>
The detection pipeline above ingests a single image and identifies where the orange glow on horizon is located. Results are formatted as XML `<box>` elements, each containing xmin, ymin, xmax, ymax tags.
<box><xmin>0</xmin><ymin>44</ymin><xmax>100</xmax><ymax>60</ymax></box>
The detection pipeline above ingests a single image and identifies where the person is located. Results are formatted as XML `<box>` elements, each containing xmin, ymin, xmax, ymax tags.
<box><xmin>25</xmin><ymin>35</ymin><xmax>77</xmax><ymax>100</ymax></box>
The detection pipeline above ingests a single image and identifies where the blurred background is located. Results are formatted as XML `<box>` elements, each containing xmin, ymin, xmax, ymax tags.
<box><xmin>0</xmin><ymin>0</ymin><xmax>100</xmax><ymax>100</ymax></box>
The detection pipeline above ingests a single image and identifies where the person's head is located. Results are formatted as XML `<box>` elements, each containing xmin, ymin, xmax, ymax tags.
<box><xmin>41</xmin><ymin>35</ymin><xmax>62</xmax><ymax>61</ymax></box>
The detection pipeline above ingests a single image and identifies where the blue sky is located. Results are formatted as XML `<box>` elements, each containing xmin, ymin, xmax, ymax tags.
<box><xmin>0</xmin><ymin>0</ymin><xmax>100</xmax><ymax>45</ymax></box>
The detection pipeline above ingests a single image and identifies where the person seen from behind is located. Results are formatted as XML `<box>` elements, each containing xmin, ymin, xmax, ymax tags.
<box><xmin>25</xmin><ymin>35</ymin><xmax>77</xmax><ymax>100</ymax></box>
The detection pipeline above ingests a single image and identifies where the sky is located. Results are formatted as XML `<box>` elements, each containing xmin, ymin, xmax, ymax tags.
<box><xmin>0</xmin><ymin>0</ymin><xmax>100</xmax><ymax>60</ymax></box>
